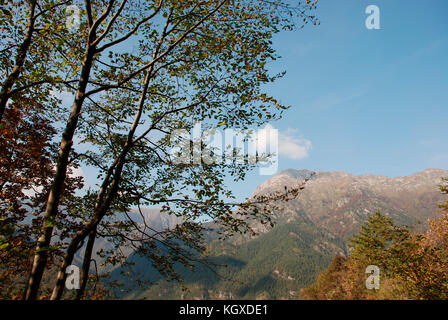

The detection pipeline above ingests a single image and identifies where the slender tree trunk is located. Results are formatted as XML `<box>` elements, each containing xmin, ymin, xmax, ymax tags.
<box><xmin>50</xmin><ymin>218</ymin><xmax>99</xmax><ymax>300</ymax></box>
<box><xmin>75</xmin><ymin>228</ymin><xmax>97</xmax><ymax>300</ymax></box>
<box><xmin>24</xmin><ymin>44</ymin><xmax>97</xmax><ymax>300</ymax></box>
<box><xmin>0</xmin><ymin>0</ymin><xmax>37</xmax><ymax>124</ymax></box>
<box><xmin>50</xmin><ymin>70</ymin><xmax>152</xmax><ymax>300</ymax></box>
<box><xmin>50</xmin><ymin>158</ymin><xmax>127</xmax><ymax>300</ymax></box>
<box><xmin>28</xmin><ymin>0</ymin><xmax>228</xmax><ymax>298</ymax></box>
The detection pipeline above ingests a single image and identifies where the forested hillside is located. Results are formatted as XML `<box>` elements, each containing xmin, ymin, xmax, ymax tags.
<box><xmin>109</xmin><ymin>169</ymin><xmax>448</xmax><ymax>299</ymax></box>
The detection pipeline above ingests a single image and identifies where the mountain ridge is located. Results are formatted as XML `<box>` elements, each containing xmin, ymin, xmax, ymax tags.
<box><xmin>109</xmin><ymin>167</ymin><xmax>448</xmax><ymax>299</ymax></box>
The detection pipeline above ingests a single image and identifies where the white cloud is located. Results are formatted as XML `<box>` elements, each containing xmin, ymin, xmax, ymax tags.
<box><xmin>256</xmin><ymin>125</ymin><xmax>312</xmax><ymax>160</ymax></box>
<box><xmin>278</xmin><ymin>129</ymin><xmax>312</xmax><ymax>160</ymax></box>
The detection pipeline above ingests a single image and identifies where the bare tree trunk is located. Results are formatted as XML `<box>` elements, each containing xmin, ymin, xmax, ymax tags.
<box><xmin>50</xmin><ymin>157</ymin><xmax>127</xmax><ymax>300</ymax></box>
<box><xmin>50</xmin><ymin>219</ymin><xmax>99</xmax><ymax>300</ymax></box>
<box><xmin>75</xmin><ymin>228</ymin><xmax>97</xmax><ymax>300</ymax></box>
<box><xmin>23</xmin><ymin>0</ymin><xmax>125</xmax><ymax>298</ymax></box>
<box><xmin>24</xmin><ymin>44</ymin><xmax>97</xmax><ymax>300</ymax></box>
<box><xmin>50</xmin><ymin>69</ymin><xmax>152</xmax><ymax>300</ymax></box>
<box><xmin>0</xmin><ymin>0</ymin><xmax>37</xmax><ymax>123</ymax></box>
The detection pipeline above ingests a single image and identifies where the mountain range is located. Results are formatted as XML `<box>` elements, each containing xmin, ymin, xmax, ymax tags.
<box><xmin>108</xmin><ymin>168</ymin><xmax>448</xmax><ymax>299</ymax></box>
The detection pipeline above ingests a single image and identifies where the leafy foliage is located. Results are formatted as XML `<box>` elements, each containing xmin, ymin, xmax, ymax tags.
<box><xmin>0</xmin><ymin>97</ymin><xmax>83</xmax><ymax>298</ymax></box>
<box><xmin>301</xmin><ymin>205</ymin><xmax>448</xmax><ymax>300</ymax></box>
<box><xmin>1</xmin><ymin>0</ymin><xmax>320</xmax><ymax>300</ymax></box>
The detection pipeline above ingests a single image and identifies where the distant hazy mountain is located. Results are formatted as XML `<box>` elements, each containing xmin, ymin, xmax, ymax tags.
<box><xmin>73</xmin><ymin>208</ymin><xmax>183</xmax><ymax>271</ymax></box>
<box><xmin>110</xmin><ymin>168</ymin><xmax>448</xmax><ymax>299</ymax></box>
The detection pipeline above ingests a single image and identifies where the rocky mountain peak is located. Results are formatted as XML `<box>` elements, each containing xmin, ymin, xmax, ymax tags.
<box><xmin>251</xmin><ymin>169</ymin><xmax>315</xmax><ymax>197</ymax></box>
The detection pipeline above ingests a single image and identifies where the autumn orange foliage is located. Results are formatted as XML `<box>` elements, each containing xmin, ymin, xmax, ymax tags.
<box><xmin>0</xmin><ymin>99</ymin><xmax>83</xmax><ymax>298</ymax></box>
<box><xmin>301</xmin><ymin>191</ymin><xmax>448</xmax><ymax>300</ymax></box>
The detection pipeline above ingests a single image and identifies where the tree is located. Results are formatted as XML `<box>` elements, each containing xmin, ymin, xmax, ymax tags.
<box><xmin>302</xmin><ymin>205</ymin><xmax>448</xmax><ymax>299</ymax></box>
<box><xmin>348</xmin><ymin>211</ymin><xmax>412</xmax><ymax>268</ymax></box>
<box><xmin>21</xmin><ymin>0</ymin><xmax>320</xmax><ymax>300</ymax></box>
<box><xmin>301</xmin><ymin>212</ymin><xmax>413</xmax><ymax>300</ymax></box>
<box><xmin>397</xmin><ymin>179</ymin><xmax>448</xmax><ymax>299</ymax></box>
<box><xmin>0</xmin><ymin>96</ymin><xmax>83</xmax><ymax>298</ymax></box>
<box><xmin>0</xmin><ymin>0</ymin><xmax>78</xmax><ymax>124</ymax></box>
<box><xmin>383</xmin><ymin>178</ymin><xmax>448</xmax><ymax>299</ymax></box>
<box><xmin>25</xmin><ymin>0</ymin><xmax>173</xmax><ymax>299</ymax></box>
<box><xmin>0</xmin><ymin>0</ymin><xmax>38</xmax><ymax>123</ymax></box>
<box><xmin>300</xmin><ymin>212</ymin><xmax>410</xmax><ymax>299</ymax></box>
<box><xmin>439</xmin><ymin>177</ymin><xmax>448</xmax><ymax>213</ymax></box>
<box><xmin>300</xmin><ymin>254</ymin><xmax>348</xmax><ymax>300</ymax></box>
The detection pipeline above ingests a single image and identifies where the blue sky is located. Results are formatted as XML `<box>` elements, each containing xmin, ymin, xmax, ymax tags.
<box><xmin>229</xmin><ymin>0</ymin><xmax>448</xmax><ymax>201</ymax></box>
<box><xmin>69</xmin><ymin>0</ymin><xmax>447</xmax><ymax>202</ymax></box>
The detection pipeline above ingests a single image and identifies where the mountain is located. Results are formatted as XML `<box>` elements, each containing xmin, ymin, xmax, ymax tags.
<box><xmin>110</xmin><ymin>168</ymin><xmax>448</xmax><ymax>299</ymax></box>
<box><xmin>251</xmin><ymin>168</ymin><xmax>446</xmax><ymax>239</ymax></box>
<box><xmin>73</xmin><ymin>208</ymin><xmax>184</xmax><ymax>271</ymax></box>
